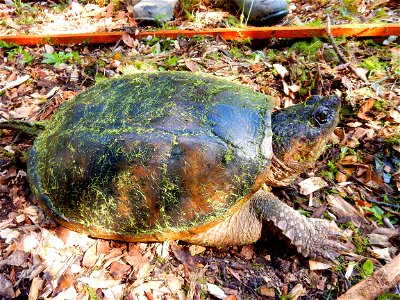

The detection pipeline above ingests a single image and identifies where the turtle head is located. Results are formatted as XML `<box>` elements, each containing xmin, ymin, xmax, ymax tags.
<box><xmin>271</xmin><ymin>95</ymin><xmax>340</xmax><ymax>168</ymax></box>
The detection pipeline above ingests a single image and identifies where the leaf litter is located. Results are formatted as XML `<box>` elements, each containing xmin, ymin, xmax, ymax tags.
<box><xmin>0</xmin><ymin>0</ymin><xmax>399</xmax><ymax>299</ymax></box>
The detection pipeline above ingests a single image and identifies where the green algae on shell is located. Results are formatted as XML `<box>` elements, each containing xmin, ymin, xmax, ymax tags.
<box><xmin>28</xmin><ymin>72</ymin><xmax>276</xmax><ymax>240</ymax></box>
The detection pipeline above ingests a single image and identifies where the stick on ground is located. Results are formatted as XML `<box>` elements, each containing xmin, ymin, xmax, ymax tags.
<box><xmin>337</xmin><ymin>254</ymin><xmax>400</xmax><ymax>300</ymax></box>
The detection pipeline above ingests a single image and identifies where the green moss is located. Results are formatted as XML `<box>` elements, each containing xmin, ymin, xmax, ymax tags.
<box><xmin>289</xmin><ymin>38</ymin><xmax>323</xmax><ymax>59</ymax></box>
<box><xmin>385</xmin><ymin>134</ymin><xmax>400</xmax><ymax>146</ymax></box>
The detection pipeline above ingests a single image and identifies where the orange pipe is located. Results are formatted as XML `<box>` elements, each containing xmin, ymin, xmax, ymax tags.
<box><xmin>0</xmin><ymin>23</ymin><xmax>399</xmax><ymax>46</ymax></box>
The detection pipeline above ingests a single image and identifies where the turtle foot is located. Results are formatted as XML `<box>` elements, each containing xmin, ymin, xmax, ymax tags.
<box><xmin>293</xmin><ymin>218</ymin><xmax>350</xmax><ymax>261</ymax></box>
<box><xmin>251</xmin><ymin>190</ymin><xmax>350</xmax><ymax>261</ymax></box>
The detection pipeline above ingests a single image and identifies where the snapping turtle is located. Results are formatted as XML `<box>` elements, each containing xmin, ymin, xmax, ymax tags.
<box><xmin>20</xmin><ymin>72</ymin><xmax>345</xmax><ymax>260</ymax></box>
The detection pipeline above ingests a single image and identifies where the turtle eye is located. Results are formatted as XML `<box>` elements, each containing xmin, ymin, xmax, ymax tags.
<box><xmin>314</xmin><ymin>107</ymin><xmax>329</xmax><ymax>126</ymax></box>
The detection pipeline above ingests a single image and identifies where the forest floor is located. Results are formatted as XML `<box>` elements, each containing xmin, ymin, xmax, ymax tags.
<box><xmin>0</xmin><ymin>0</ymin><xmax>399</xmax><ymax>299</ymax></box>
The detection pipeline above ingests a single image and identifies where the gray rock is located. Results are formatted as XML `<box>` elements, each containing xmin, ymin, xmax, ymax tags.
<box><xmin>232</xmin><ymin>0</ymin><xmax>288</xmax><ymax>25</ymax></box>
<box><xmin>132</xmin><ymin>0</ymin><xmax>178</xmax><ymax>23</ymax></box>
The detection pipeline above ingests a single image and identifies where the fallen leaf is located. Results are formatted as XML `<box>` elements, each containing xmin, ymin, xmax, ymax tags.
<box><xmin>240</xmin><ymin>245</ymin><xmax>254</xmax><ymax>260</ymax></box>
<box><xmin>109</xmin><ymin>262</ymin><xmax>131</xmax><ymax>280</ymax></box>
<box><xmin>289</xmin><ymin>84</ymin><xmax>300</xmax><ymax>93</ymax></box>
<box><xmin>367</xmin><ymin>234</ymin><xmax>391</xmax><ymax>248</ymax></box>
<box><xmin>103</xmin><ymin>285</ymin><xmax>125</xmax><ymax>300</ymax></box>
<box><xmin>344</xmin><ymin>261</ymin><xmax>356</xmax><ymax>279</ymax></box>
<box><xmin>298</xmin><ymin>177</ymin><xmax>328</xmax><ymax>195</ymax></box>
<box><xmin>79</xmin><ymin>277</ymin><xmax>121</xmax><ymax>289</ymax></box>
<box><xmin>273</xmin><ymin>64</ymin><xmax>288</xmax><ymax>78</ymax></box>
<box><xmin>287</xmin><ymin>284</ymin><xmax>306</xmax><ymax>300</ymax></box>
<box><xmin>82</xmin><ymin>243</ymin><xmax>97</xmax><ymax>268</ymax></box>
<box><xmin>370</xmin><ymin>248</ymin><xmax>392</xmax><ymax>262</ymax></box>
<box><xmin>358</xmin><ymin>98</ymin><xmax>375</xmax><ymax>114</ymax></box>
<box><xmin>282</xmin><ymin>80</ymin><xmax>290</xmax><ymax>95</ymax></box>
<box><xmin>7</xmin><ymin>250</ymin><xmax>28</xmax><ymax>267</ymax></box>
<box><xmin>184</xmin><ymin>59</ymin><xmax>200</xmax><ymax>72</ymax></box>
<box><xmin>309</xmin><ymin>260</ymin><xmax>333</xmax><ymax>271</ymax></box>
<box><xmin>347</xmin><ymin>121</ymin><xmax>363</xmax><ymax>127</ymax></box>
<box><xmin>189</xmin><ymin>245</ymin><xmax>206</xmax><ymax>256</ymax></box>
<box><xmin>259</xmin><ymin>286</ymin><xmax>275</xmax><ymax>297</ymax></box>
<box><xmin>0</xmin><ymin>228</ymin><xmax>20</xmax><ymax>244</ymax></box>
<box><xmin>341</xmin><ymin>155</ymin><xmax>358</xmax><ymax>165</ymax></box>
<box><xmin>55</xmin><ymin>271</ymin><xmax>73</xmax><ymax>293</ymax></box>
<box><xmin>97</xmin><ymin>240</ymin><xmax>110</xmax><ymax>255</ymax></box>
<box><xmin>9</xmin><ymin>105</ymin><xmax>40</xmax><ymax>119</ymax></box>
<box><xmin>336</xmin><ymin>171</ymin><xmax>348</xmax><ymax>183</ymax></box>
<box><xmin>122</xmin><ymin>33</ymin><xmax>137</xmax><ymax>48</ymax></box>
<box><xmin>327</xmin><ymin>194</ymin><xmax>367</xmax><ymax>227</ymax></box>
<box><xmin>388</xmin><ymin>109</ymin><xmax>400</xmax><ymax>123</ymax></box>
<box><xmin>205</xmin><ymin>283</ymin><xmax>227</xmax><ymax>300</ymax></box>
<box><xmin>0</xmin><ymin>274</ymin><xmax>14</xmax><ymax>298</ymax></box>
<box><xmin>354</xmin><ymin>67</ymin><xmax>369</xmax><ymax>83</ymax></box>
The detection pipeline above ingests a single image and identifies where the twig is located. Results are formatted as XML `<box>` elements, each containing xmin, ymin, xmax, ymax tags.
<box><xmin>0</xmin><ymin>75</ymin><xmax>30</xmax><ymax>93</ymax></box>
<box><xmin>367</xmin><ymin>198</ymin><xmax>400</xmax><ymax>210</ymax></box>
<box><xmin>326</xmin><ymin>15</ymin><xmax>370</xmax><ymax>85</ymax></box>
<box><xmin>337</xmin><ymin>253</ymin><xmax>400</xmax><ymax>300</ymax></box>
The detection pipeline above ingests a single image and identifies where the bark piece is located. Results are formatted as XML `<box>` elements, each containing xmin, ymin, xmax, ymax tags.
<box><xmin>337</xmin><ymin>253</ymin><xmax>400</xmax><ymax>300</ymax></box>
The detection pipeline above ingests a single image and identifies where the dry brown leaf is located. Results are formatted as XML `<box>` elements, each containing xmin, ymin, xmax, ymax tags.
<box><xmin>104</xmin><ymin>248</ymin><xmax>123</xmax><ymax>261</ymax></box>
<box><xmin>105</xmin><ymin>1</ymin><xmax>114</xmax><ymax>17</ymax></box>
<box><xmin>309</xmin><ymin>260</ymin><xmax>333</xmax><ymax>271</ymax></box>
<box><xmin>9</xmin><ymin>105</ymin><xmax>40</xmax><ymax>119</ymax></box>
<box><xmin>109</xmin><ymin>262</ymin><xmax>131</xmax><ymax>280</ymax></box>
<box><xmin>189</xmin><ymin>245</ymin><xmax>206</xmax><ymax>256</ymax></box>
<box><xmin>354</xmin><ymin>67</ymin><xmax>369</xmax><ymax>83</ymax></box>
<box><xmin>346</xmin><ymin>136</ymin><xmax>360</xmax><ymax>148</ymax></box>
<box><xmin>352</xmin><ymin>127</ymin><xmax>374</xmax><ymax>140</ymax></box>
<box><xmin>185</xmin><ymin>59</ymin><xmax>200</xmax><ymax>72</ymax></box>
<box><xmin>344</xmin><ymin>261</ymin><xmax>356</xmax><ymax>279</ymax></box>
<box><xmin>206</xmin><ymin>283</ymin><xmax>227</xmax><ymax>300</ymax></box>
<box><xmin>259</xmin><ymin>286</ymin><xmax>275</xmax><ymax>297</ymax></box>
<box><xmin>251</xmin><ymin>64</ymin><xmax>262</xmax><ymax>72</ymax></box>
<box><xmin>358</xmin><ymin>98</ymin><xmax>375</xmax><ymax>114</ymax></box>
<box><xmin>55</xmin><ymin>271</ymin><xmax>74</xmax><ymax>293</ymax></box>
<box><xmin>6</xmin><ymin>250</ymin><xmax>28</xmax><ymax>267</ymax></box>
<box><xmin>0</xmin><ymin>75</ymin><xmax>30</xmax><ymax>93</ymax></box>
<box><xmin>282</xmin><ymin>80</ymin><xmax>290</xmax><ymax>96</ymax></box>
<box><xmin>298</xmin><ymin>177</ymin><xmax>328</xmax><ymax>195</ymax></box>
<box><xmin>121</xmin><ymin>33</ymin><xmax>137</xmax><ymax>48</ymax></box>
<box><xmin>327</xmin><ymin>194</ymin><xmax>367</xmax><ymax>227</ymax></box>
<box><xmin>289</xmin><ymin>84</ymin><xmax>300</xmax><ymax>93</ymax></box>
<box><xmin>96</xmin><ymin>240</ymin><xmax>110</xmax><ymax>255</ymax></box>
<box><xmin>273</xmin><ymin>64</ymin><xmax>288</xmax><ymax>78</ymax></box>
<box><xmin>341</xmin><ymin>155</ymin><xmax>358</xmax><ymax>165</ymax></box>
<box><xmin>103</xmin><ymin>284</ymin><xmax>125</xmax><ymax>300</ymax></box>
<box><xmin>79</xmin><ymin>276</ymin><xmax>121</xmax><ymax>289</ymax></box>
<box><xmin>370</xmin><ymin>248</ymin><xmax>392</xmax><ymax>261</ymax></box>
<box><xmin>82</xmin><ymin>243</ymin><xmax>97</xmax><ymax>268</ymax></box>
<box><xmin>288</xmin><ymin>284</ymin><xmax>306</xmax><ymax>300</ymax></box>
<box><xmin>240</xmin><ymin>245</ymin><xmax>254</xmax><ymax>260</ymax></box>
<box><xmin>0</xmin><ymin>274</ymin><xmax>15</xmax><ymax>298</ymax></box>
<box><xmin>347</xmin><ymin>121</ymin><xmax>363</xmax><ymax>127</ymax></box>
<box><xmin>388</xmin><ymin>109</ymin><xmax>400</xmax><ymax>123</ymax></box>
<box><xmin>336</xmin><ymin>171</ymin><xmax>348</xmax><ymax>183</ymax></box>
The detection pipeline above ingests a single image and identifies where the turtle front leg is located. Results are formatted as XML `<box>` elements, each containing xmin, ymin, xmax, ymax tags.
<box><xmin>251</xmin><ymin>190</ymin><xmax>349</xmax><ymax>261</ymax></box>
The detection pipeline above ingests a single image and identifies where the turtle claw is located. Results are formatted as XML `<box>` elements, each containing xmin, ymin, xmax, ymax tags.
<box><xmin>251</xmin><ymin>191</ymin><xmax>351</xmax><ymax>262</ymax></box>
<box><xmin>301</xmin><ymin>218</ymin><xmax>350</xmax><ymax>261</ymax></box>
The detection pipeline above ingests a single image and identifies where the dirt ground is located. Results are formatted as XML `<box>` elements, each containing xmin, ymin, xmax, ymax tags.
<box><xmin>0</xmin><ymin>0</ymin><xmax>399</xmax><ymax>299</ymax></box>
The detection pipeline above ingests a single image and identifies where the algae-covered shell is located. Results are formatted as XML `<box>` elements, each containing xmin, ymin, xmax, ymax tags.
<box><xmin>28</xmin><ymin>72</ymin><xmax>275</xmax><ymax>240</ymax></box>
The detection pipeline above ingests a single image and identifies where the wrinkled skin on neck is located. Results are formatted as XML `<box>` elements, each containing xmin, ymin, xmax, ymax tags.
<box><xmin>266</xmin><ymin>95</ymin><xmax>340</xmax><ymax>186</ymax></box>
